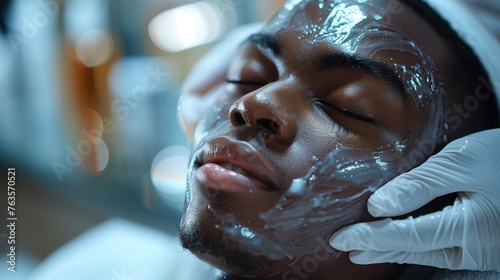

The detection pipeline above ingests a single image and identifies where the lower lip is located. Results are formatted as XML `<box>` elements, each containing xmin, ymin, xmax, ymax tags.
<box><xmin>194</xmin><ymin>163</ymin><xmax>269</xmax><ymax>192</ymax></box>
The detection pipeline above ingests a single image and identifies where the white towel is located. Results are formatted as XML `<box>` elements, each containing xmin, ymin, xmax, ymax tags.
<box><xmin>425</xmin><ymin>0</ymin><xmax>500</xmax><ymax>114</ymax></box>
<box><xmin>27</xmin><ymin>219</ymin><xmax>214</xmax><ymax>280</ymax></box>
<box><xmin>462</xmin><ymin>0</ymin><xmax>500</xmax><ymax>40</ymax></box>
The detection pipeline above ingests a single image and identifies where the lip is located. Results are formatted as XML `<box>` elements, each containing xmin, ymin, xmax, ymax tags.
<box><xmin>193</xmin><ymin>136</ymin><xmax>287</xmax><ymax>192</ymax></box>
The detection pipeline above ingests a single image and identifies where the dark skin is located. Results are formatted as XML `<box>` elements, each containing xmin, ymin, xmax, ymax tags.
<box><xmin>180</xmin><ymin>0</ymin><xmax>455</xmax><ymax>279</ymax></box>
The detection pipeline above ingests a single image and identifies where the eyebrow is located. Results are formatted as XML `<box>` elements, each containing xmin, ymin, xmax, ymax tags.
<box><xmin>246</xmin><ymin>33</ymin><xmax>407</xmax><ymax>101</ymax></box>
<box><xmin>247</xmin><ymin>33</ymin><xmax>281</xmax><ymax>57</ymax></box>
<box><xmin>316</xmin><ymin>53</ymin><xmax>407</xmax><ymax>100</ymax></box>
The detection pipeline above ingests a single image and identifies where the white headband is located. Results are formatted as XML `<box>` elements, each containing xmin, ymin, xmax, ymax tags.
<box><xmin>425</xmin><ymin>0</ymin><xmax>500</xmax><ymax>117</ymax></box>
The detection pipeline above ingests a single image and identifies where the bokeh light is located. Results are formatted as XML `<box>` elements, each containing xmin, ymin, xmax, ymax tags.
<box><xmin>148</xmin><ymin>2</ymin><xmax>225</xmax><ymax>52</ymax></box>
<box><xmin>151</xmin><ymin>146</ymin><xmax>190</xmax><ymax>203</ymax></box>
<box><xmin>80</xmin><ymin>107</ymin><xmax>104</xmax><ymax>138</ymax></box>
<box><xmin>79</xmin><ymin>107</ymin><xmax>110</xmax><ymax>173</ymax></box>
<box><xmin>76</xmin><ymin>29</ymin><xmax>114</xmax><ymax>67</ymax></box>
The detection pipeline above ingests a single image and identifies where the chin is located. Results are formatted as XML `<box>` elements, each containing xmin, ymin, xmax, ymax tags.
<box><xmin>179</xmin><ymin>203</ymin><xmax>293</xmax><ymax>277</ymax></box>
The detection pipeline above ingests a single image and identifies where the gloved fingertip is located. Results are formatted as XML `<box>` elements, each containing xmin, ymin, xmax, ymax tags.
<box><xmin>329</xmin><ymin>231</ymin><xmax>349</xmax><ymax>251</ymax></box>
<box><xmin>348</xmin><ymin>251</ymin><xmax>373</xmax><ymax>265</ymax></box>
<box><xmin>367</xmin><ymin>194</ymin><xmax>386</xmax><ymax>217</ymax></box>
<box><xmin>367</xmin><ymin>189</ymin><xmax>395</xmax><ymax>217</ymax></box>
<box><xmin>368</xmin><ymin>177</ymin><xmax>422</xmax><ymax>217</ymax></box>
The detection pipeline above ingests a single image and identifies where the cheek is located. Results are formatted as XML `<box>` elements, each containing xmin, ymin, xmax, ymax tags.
<box><xmin>192</xmin><ymin>92</ymin><xmax>237</xmax><ymax>146</ymax></box>
<box><xmin>260</xmin><ymin>146</ymin><xmax>402</xmax><ymax>258</ymax></box>
<box><xmin>264</xmin><ymin>179</ymin><xmax>373</xmax><ymax>247</ymax></box>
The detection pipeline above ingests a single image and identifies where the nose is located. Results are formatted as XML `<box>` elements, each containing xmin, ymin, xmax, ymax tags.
<box><xmin>228</xmin><ymin>86</ymin><xmax>297</xmax><ymax>143</ymax></box>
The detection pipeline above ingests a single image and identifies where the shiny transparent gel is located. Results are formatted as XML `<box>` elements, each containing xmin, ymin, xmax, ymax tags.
<box><xmin>188</xmin><ymin>0</ymin><xmax>447</xmax><ymax>266</ymax></box>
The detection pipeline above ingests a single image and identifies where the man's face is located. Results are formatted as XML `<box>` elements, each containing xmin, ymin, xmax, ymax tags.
<box><xmin>181</xmin><ymin>0</ymin><xmax>448</xmax><ymax>277</ymax></box>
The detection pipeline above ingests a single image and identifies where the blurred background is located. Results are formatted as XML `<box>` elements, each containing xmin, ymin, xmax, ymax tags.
<box><xmin>0</xmin><ymin>0</ymin><xmax>285</xmax><ymax>278</ymax></box>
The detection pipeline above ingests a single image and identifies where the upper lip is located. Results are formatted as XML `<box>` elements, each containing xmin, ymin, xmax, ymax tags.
<box><xmin>194</xmin><ymin>136</ymin><xmax>287</xmax><ymax>190</ymax></box>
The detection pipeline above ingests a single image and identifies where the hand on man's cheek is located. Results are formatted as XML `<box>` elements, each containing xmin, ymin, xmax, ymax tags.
<box><xmin>180</xmin><ymin>0</ymin><xmax>449</xmax><ymax>278</ymax></box>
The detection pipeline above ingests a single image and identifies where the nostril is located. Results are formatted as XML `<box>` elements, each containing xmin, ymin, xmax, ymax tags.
<box><xmin>257</xmin><ymin>118</ymin><xmax>279</xmax><ymax>134</ymax></box>
<box><xmin>233</xmin><ymin>111</ymin><xmax>246</xmax><ymax>126</ymax></box>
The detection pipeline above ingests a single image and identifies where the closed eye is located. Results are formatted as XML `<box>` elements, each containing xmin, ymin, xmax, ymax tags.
<box><xmin>226</xmin><ymin>79</ymin><xmax>267</xmax><ymax>87</ymax></box>
<box><xmin>318</xmin><ymin>101</ymin><xmax>378</xmax><ymax>125</ymax></box>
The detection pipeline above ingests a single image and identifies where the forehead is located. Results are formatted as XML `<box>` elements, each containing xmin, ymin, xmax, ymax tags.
<box><xmin>263</xmin><ymin>0</ymin><xmax>447</xmax><ymax>61</ymax></box>
<box><xmin>265</xmin><ymin>0</ymin><xmax>447</xmax><ymax>86</ymax></box>
<box><xmin>258</xmin><ymin>0</ymin><xmax>449</xmax><ymax>142</ymax></box>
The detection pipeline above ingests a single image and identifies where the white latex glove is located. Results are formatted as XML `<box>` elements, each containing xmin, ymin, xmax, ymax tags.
<box><xmin>177</xmin><ymin>23</ymin><xmax>263</xmax><ymax>139</ymax></box>
<box><xmin>329</xmin><ymin>129</ymin><xmax>500</xmax><ymax>271</ymax></box>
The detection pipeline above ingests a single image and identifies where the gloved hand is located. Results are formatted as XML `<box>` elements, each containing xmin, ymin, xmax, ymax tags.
<box><xmin>329</xmin><ymin>128</ymin><xmax>500</xmax><ymax>271</ymax></box>
<box><xmin>177</xmin><ymin>23</ymin><xmax>263</xmax><ymax>139</ymax></box>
